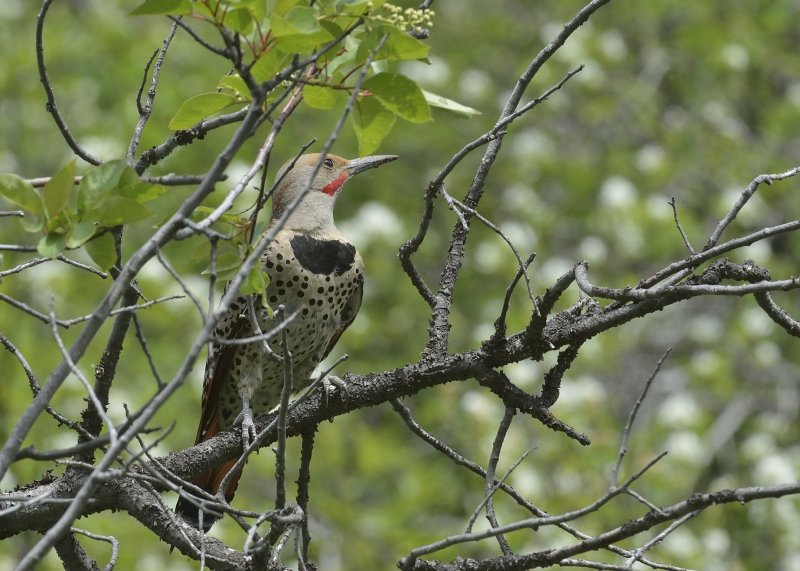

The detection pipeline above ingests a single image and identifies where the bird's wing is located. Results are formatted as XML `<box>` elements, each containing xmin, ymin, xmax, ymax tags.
<box><xmin>195</xmin><ymin>302</ymin><xmax>249</xmax><ymax>444</ymax></box>
<box><xmin>321</xmin><ymin>271</ymin><xmax>363</xmax><ymax>361</ymax></box>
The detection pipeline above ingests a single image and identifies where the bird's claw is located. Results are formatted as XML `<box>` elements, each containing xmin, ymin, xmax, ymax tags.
<box><xmin>234</xmin><ymin>402</ymin><xmax>257</xmax><ymax>450</ymax></box>
<box><xmin>321</xmin><ymin>374</ymin><xmax>348</xmax><ymax>407</ymax></box>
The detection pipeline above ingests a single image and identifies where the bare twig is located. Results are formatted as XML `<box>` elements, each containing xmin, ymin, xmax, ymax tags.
<box><xmin>466</xmin><ymin>407</ymin><xmax>514</xmax><ymax>555</ymax></box>
<box><xmin>400</xmin><ymin>451</ymin><xmax>668</xmax><ymax>567</ymax></box>
<box><xmin>492</xmin><ymin>252</ymin><xmax>536</xmax><ymax>342</ymax></box>
<box><xmin>0</xmin><ymin>333</ymin><xmax>88</xmax><ymax>437</ymax></box>
<box><xmin>168</xmin><ymin>15</ymin><xmax>228</xmax><ymax>56</ymax></box>
<box><xmin>128</xmin><ymin>22</ymin><xmax>178</xmax><ymax>163</ymax></box>
<box><xmin>35</xmin><ymin>0</ymin><xmax>100</xmax><ymax>165</ymax></box>
<box><xmin>705</xmin><ymin>165</ymin><xmax>800</xmax><ymax>249</ymax></box>
<box><xmin>754</xmin><ymin>292</ymin><xmax>800</xmax><ymax>337</ymax></box>
<box><xmin>71</xmin><ymin>527</ymin><xmax>120</xmax><ymax>571</ymax></box>
<box><xmin>424</xmin><ymin>26</ymin><xmax>599</xmax><ymax>357</ymax></box>
<box><xmin>297</xmin><ymin>430</ymin><xmax>315</xmax><ymax>561</ymax></box>
<box><xmin>274</xmin><ymin>307</ymin><xmax>294</xmax><ymax>512</ymax></box>
<box><xmin>668</xmin><ymin>197</ymin><xmax>694</xmax><ymax>254</ymax></box>
<box><xmin>610</xmin><ymin>349</ymin><xmax>672</xmax><ymax>488</ymax></box>
<box><xmin>576</xmin><ymin>261</ymin><xmax>800</xmax><ymax>301</ymax></box>
<box><xmin>131</xmin><ymin>314</ymin><xmax>164</xmax><ymax>387</ymax></box>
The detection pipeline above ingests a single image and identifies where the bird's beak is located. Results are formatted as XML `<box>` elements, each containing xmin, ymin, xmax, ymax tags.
<box><xmin>345</xmin><ymin>155</ymin><xmax>398</xmax><ymax>176</ymax></box>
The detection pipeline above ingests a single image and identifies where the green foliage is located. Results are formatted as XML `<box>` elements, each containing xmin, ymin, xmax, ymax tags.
<box><xmin>1</xmin><ymin>161</ymin><xmax>165</xmax><ymax>258</ymax></box>
<box><xmin>351</xmin><ymin>95</ymin><xmax>396</xmax><ymax>154</ymax></box>
<box><xmin>134</xmin><ymin>0</ymin><xmax>471</xmax><ymax>151</ymax></box>
<box><xmin>0</xmin><ymin>174</ymin><xmax>44</xmax><ymax>215</ymax></box>
<box><xmin>130</xmin><ymin>0</ymin><xmax>193</xmax><ymax>16</ymax></box>
<box><xmin>168</xmin><ymin>92</ymin><xmax>240</xmax><ymax>129</ymax></box>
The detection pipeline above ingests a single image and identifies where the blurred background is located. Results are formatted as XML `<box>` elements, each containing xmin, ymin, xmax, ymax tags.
<box><xmin>1</xmin><ymin>1</ymin><xmax>800</xmax><ymax>569</ymax></box>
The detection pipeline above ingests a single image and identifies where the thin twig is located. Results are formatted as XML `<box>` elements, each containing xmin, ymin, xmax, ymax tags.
<box><xmin>467</xmin><ymin>407</ymin><xmax>514</xmax><ymax>555</ymax></box>
<box><xmin>447</xmin><ymin>193</ymin><xmax>537</xmax><ymax>309</ymax></box>
<box><xmin>639</xmin><ymin>218</ymin><xmax>800</xmax><ymax>289</ymax></box>
<box><xmin>128</xmin><ymin>22</ymin><xmax>178</xmax><ymax>163</ymax></box>
<box><xmin>168</xmin><ymin>15</ymin><xmax>228</xmax><ymax>56</ymax></box>
<box><xmin>705</xmin><ymin>165</ymin><xmax>800</xmax><ymax>249</ymax></box>
<box><xmin>610</xmin><ymin>348</ymin><xmax>671</xmax><ymax>487</ymax></box>
<box><xmin>466</xmin><ymin>444</ymin><xmax>536</xmax><ymax>537</ymax></box>
<box><xmin>0</xmin><ymin>333</ymin><xmax>88</xmax><ymax>437</ymax></box>
<box><xmin>400</xmin><ymin>450</ymin><xmax>668</xmax><ymax>567</ymax></box>
<box><xmin>71</xmin><ymin>527</ymin><xmax>120</xmax><ymax>571</ymax></box>
<box><xmin>297</xmin><ymin>430</ymin><xmax>315</xmax><ymax>561</ymax></box>
<box><xmin>48</xmin><ymin>306</ymin><xmax>117</xmax><ymax>445</ymax></box>
<box><xmin>668</xmin><ymin>197</ymin><xmax>694</xmax><ymax>254</ymax></box>
<box><xmin>576</xmin><ymin>261</ymin><xmax>800</xmax><ymax>301</ymax></box>
<box><xmin>492</xmin><ymin>252</ymin><xmax>537</xmax><ymax>341</ymax></box>
<box><xmin>132</xmin><ymin>314</ymin><xmax>164</xmax><ymax>387</ymax></box>
<box><xmin>35</xmin><ymin>0</ymin><xmax>100</xmax><ymax>165</ymax></box>
<box><xmin>754</xmin><ymin>292</ymin><xmax>800</xmax><ymax>337</ymax></box>
<box><xmin>624</xmin><ymin>511</ymin><xmax>700</xmax><ymax>569</ymax></box>
<box><xmin>155</xmin><ymin>249</ymin><xmax>205</xmax><ymax>319</ymax></box>
<box><xmin>0</xmin><ymin>244</ymin><xmax>37</xmax><ymax>252</ymax></box>
<box><xmin>274</xmin><ymin>307</ymin><xmax>294</xmax><ymax>512</ymax></box>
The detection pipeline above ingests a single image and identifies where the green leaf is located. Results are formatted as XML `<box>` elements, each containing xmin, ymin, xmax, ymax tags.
<box><xmin>251</xmin><ymin>49</ymin><xmax>289</xmax><ymax>83</ymax></box>
<box><xmin>78</xmin><ymin>160</ymin><xmax>128</xmax><ymax>214</ymax></box>
<box><xmin>201</xmin><ymin>250</ymin><xmax>241</xmax><ymax>276</ymax></box>
<box><xmin>88</xmin><ymin>197</ymin><xmax>152</xmax><ymax>227</ymax></box>
<box><xmin>351</xmin><ymin>96</ymin><xmax>396</xmax><ymax>155</ymax></box>
<box><xmin>223</xmin><ymin>8</ymin><xmax>254</xmax><ymax>34</ymax></box>
<box><xmin>271</xmin><ymin>7</ymin><xmax>333</xmax><ymax>52</ymax></box>
<box><xmin>379</xmin><ymin>26</ymin><xmax>430</xmax><ymax>61</ymax></box>
<box><xmin>0</xmin><ymin>173</ymin><xmax>43</xmax><ymax>215</ymax></box>
<box><xmin>193</xmin><ymin>1</ymin><xmax>217</xmax><ymax>20</ymax></box>
<box><xmin>66</xmin><ymin>221</ymin><xmax>96</xmax><ymax>248</ymax></box>
<box><xmin>240</xmin><ymin>264</ymin><xmax>268</xmax><ymax>295</ymax></box>
<box><xmin>143</xmin><ymin>187</ymin><xmax>193</xmax><ymax>226</ymax></box>
<box><xmin>422</xmin><ymin>90</ymin><xmax>481</xmax><ymax>118</ymax></box>
<box><xmin>37</xmin><ymin>233</ymin><xmax>66</xmax><ymax>258</ymax></box>
<box><xmin>304</xmin><ymin>85</ymin><xmax>339</xmax><ymax>110</ymax></box>
<box><xmin>267</xmin><ymin>0</ymin><xmax>300</xmax><ymax>17</ymax></box>
<box><xmin>118</xmin><ymin>181</ymin><xmax>168</xmax><ymax>203</ymax></box>
<box><xmin>43</xmin><ymin>160</ymin><xmax>76</xmax><ymax>217</ymax></box>
<box><xmin>168</xmin><ymin>92</ymin><xmax>237</xmax><ymax>130</ymax></box>
<box><xmin>337</xmin><ymin>0</ymin><xmax>385</xmax><ymax>14</ymax></box>
<box><xmin>84</xmin><ymin>233</ymin><xmax>117</xmax><ymax>270</ymax></box>
<box><xmin>20</xmin><ymin>214</ymin><xmax>45</xmax><ymax>233</ymax></box>
<box><xmin>218</xmin><ymin>74</ymin><xmax>251</xmax><ymax>99</ymax></box>
<box><xmin>271</xmin><ymin>6</ymin><xmax>319</xmax><ymax>36</ymax></box>
<box><xmin>361</xmin><ymin>72</ymin><xmax>432</xmax><ymax>123</ymax></box>
<box><xmin>130</xmin><ymin>0</ymin><xmax>192</xmax><ymax>16</ymax></box>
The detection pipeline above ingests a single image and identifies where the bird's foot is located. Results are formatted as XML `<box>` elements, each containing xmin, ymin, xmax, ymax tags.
<box><xmin>321</xmin><ymin>374</ymin><xmax>348</xmax><ymax>406</ymax></box>
<box><xmin>234</xmin><ymin>399</ymin><xmax>257</xmax><ymax>450</ymax></box>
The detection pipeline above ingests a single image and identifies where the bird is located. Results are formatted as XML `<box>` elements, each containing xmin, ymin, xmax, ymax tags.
<box><xmin>175</xmin><ymin>152</ymin><xmax>398</xmax><ymax>531</ymax></box>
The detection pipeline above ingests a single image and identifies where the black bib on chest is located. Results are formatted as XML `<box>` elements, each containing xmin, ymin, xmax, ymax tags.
<box><xmin>290</xmin><ymin>234</ymin><xmax>356</xmax><ymax>276</ymax></box>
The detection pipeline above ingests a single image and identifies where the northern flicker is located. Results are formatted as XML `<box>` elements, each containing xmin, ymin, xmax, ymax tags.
<box><xmin>175</xmin><ymin>152</ymin><xmax>397</xmax><ymax>530</ymax></box>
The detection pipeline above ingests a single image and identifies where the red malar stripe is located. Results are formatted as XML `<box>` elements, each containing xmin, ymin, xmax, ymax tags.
<box><xmin>322</xmin><ymin>173</ymin><xmax>348</xmax><ymax>196</ymax></box>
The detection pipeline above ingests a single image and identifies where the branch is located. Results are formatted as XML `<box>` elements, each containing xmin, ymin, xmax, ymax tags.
<box><xmin>424</xmin><ymin>0</ymin><xmax>609</xmax><ymax>356</ymax></box>
<box><xmin>35</xmin><ymin>0</ymin><xmax>100</xmax><ymax>165</ymax></box>
<box><xmin>127</xmin><ymin>22</ymin><xmax>178</xmax><ymax>163</ymax></box>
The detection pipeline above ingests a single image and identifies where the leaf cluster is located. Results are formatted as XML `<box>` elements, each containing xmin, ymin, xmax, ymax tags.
<box><xmin>0</xmin><ymin>161</ymin><xmax>167</xmax><ymax>267</ymax></box>
<box><xmin>136</xmin><ymin>0</ymin><xmax>477</xmax><ymax>154</ymax></box>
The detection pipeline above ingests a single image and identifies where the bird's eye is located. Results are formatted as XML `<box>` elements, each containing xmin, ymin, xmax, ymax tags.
<box><xmin>322</xmin><ymin>158</ymin><xmax>334</xmax><ymax>169</ymax></box>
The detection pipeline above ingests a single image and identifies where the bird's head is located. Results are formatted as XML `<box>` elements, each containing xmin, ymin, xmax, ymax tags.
<box><xmin>270</xmin><ymin>153</ymin><xmax>398</xmax><ymax>232</ymax></box>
